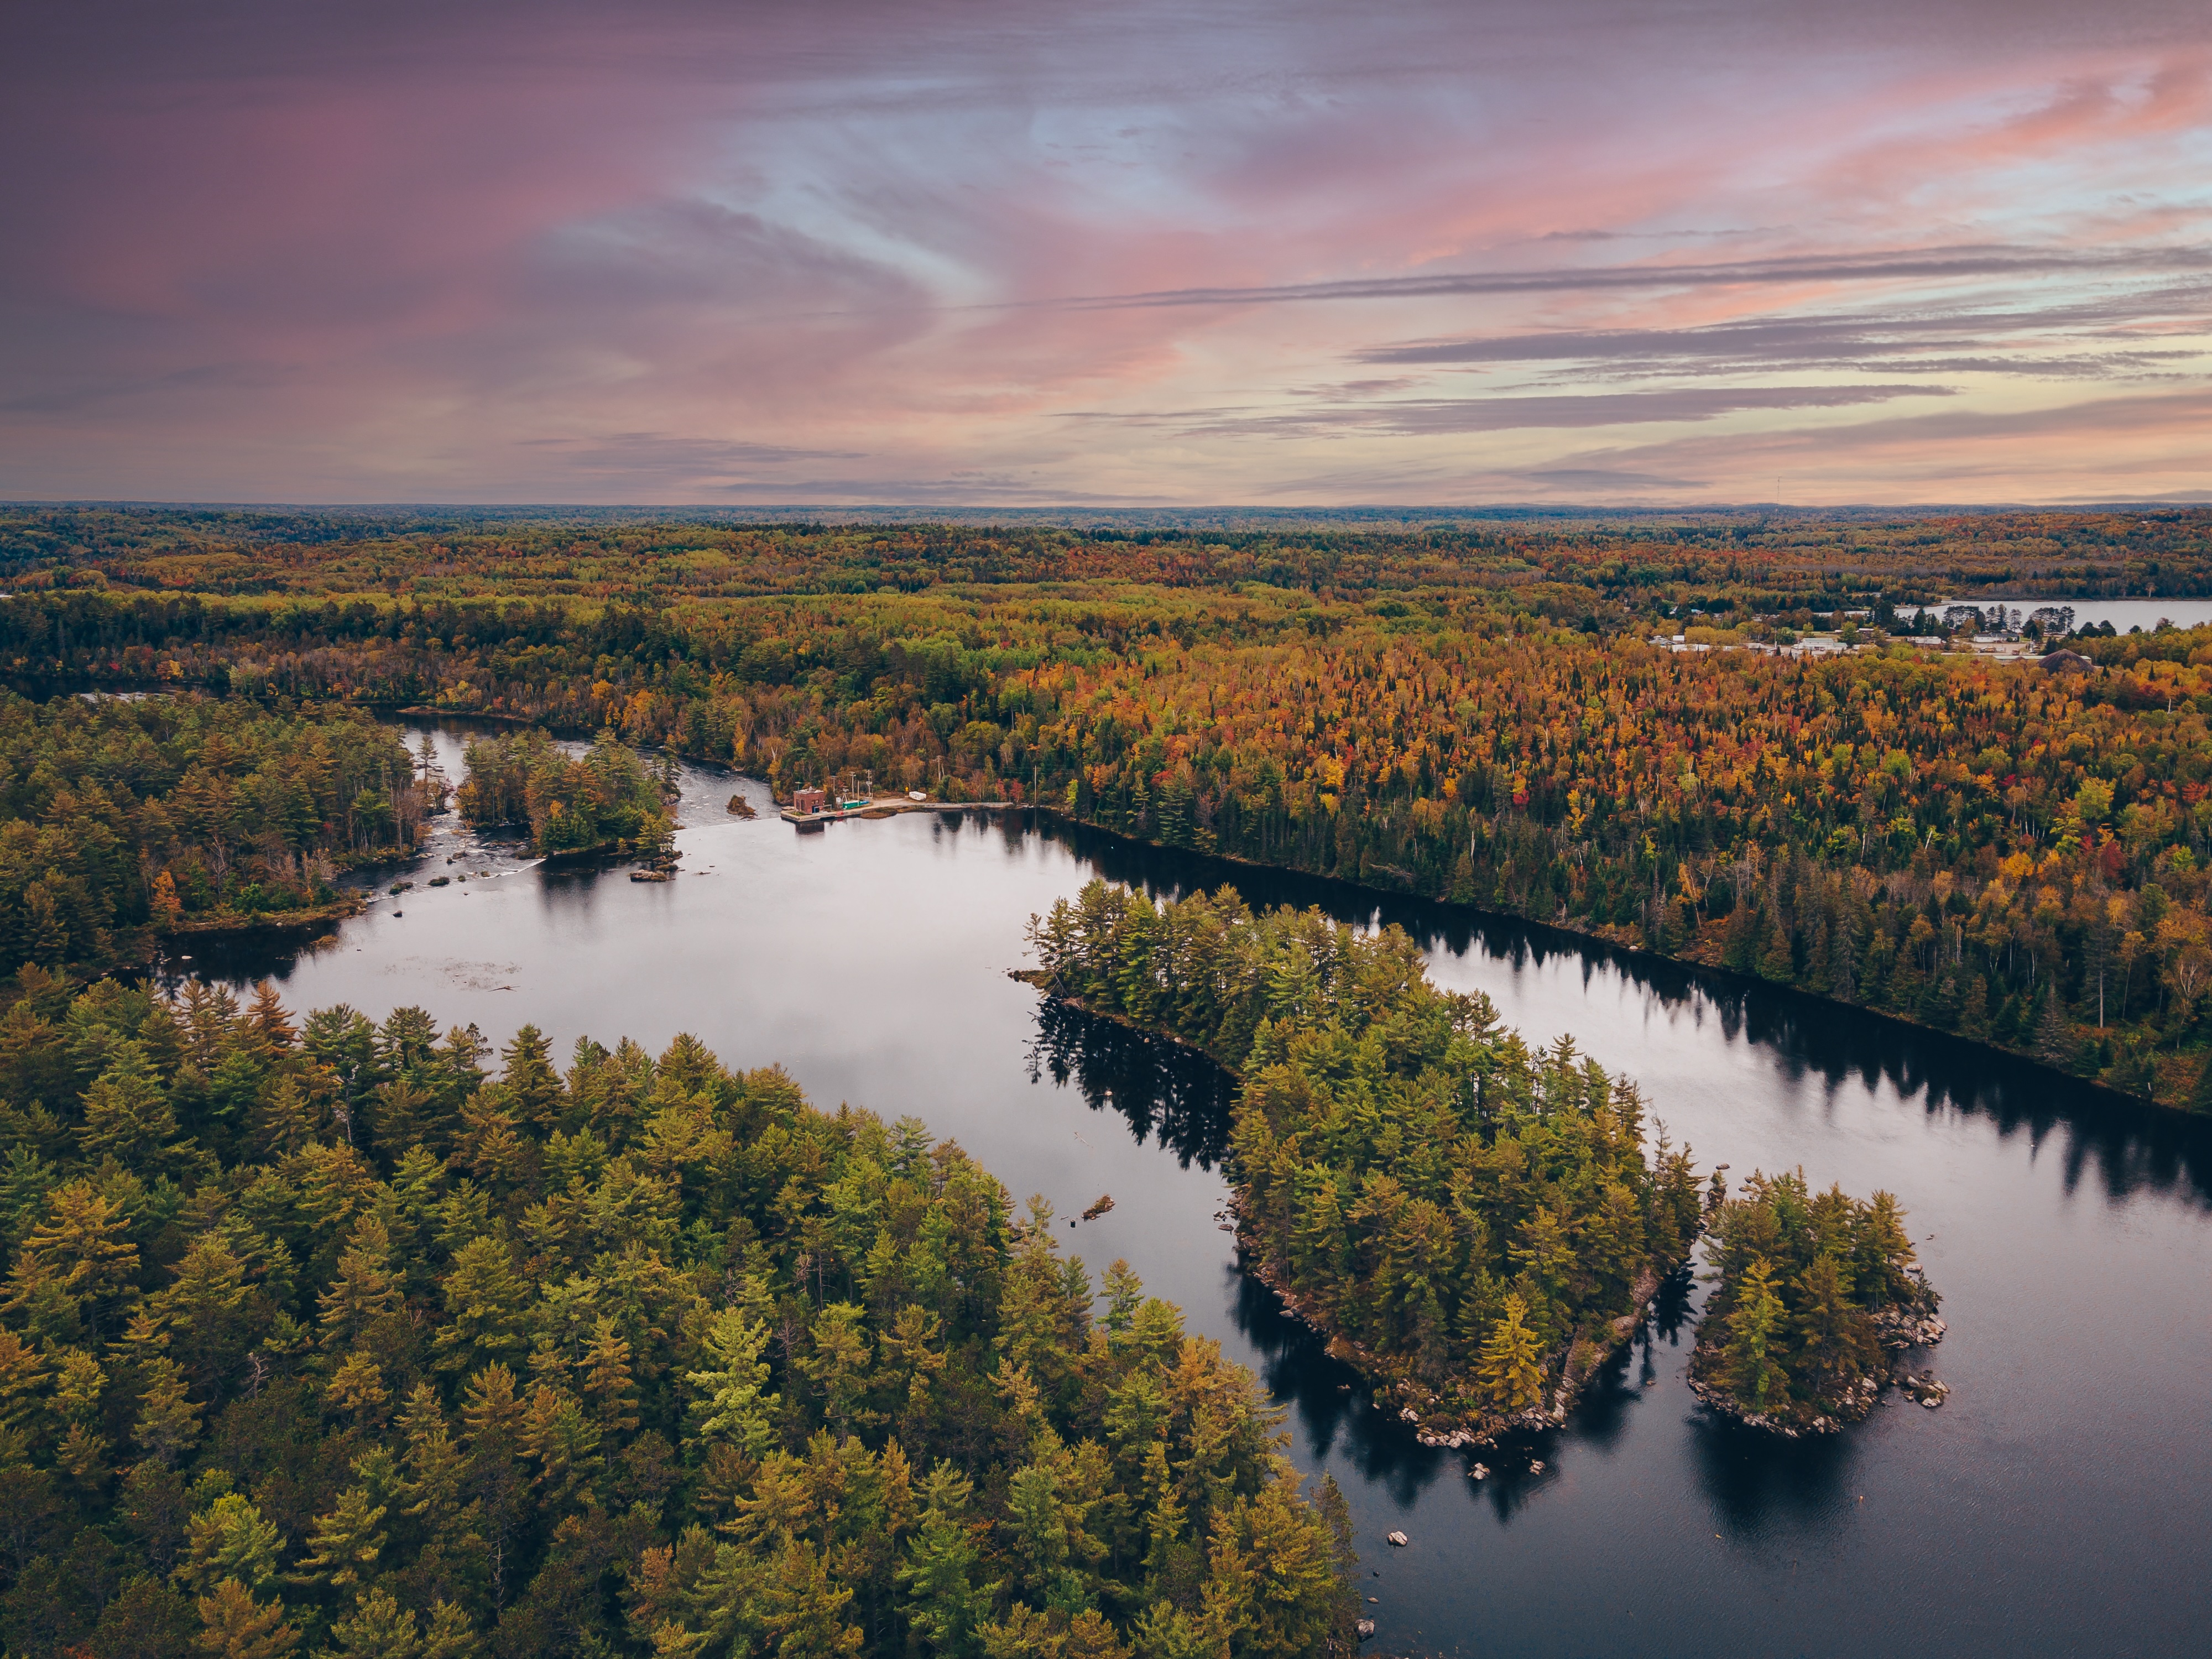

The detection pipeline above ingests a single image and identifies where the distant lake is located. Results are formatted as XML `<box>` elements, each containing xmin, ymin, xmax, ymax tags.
<box><xmin>1936</xmin><ymin>597</ymin><xmax>2212</xmax><ymax>632</ymax></box>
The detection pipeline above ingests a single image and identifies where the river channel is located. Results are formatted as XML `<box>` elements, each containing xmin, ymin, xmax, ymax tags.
<box><xmin>170</xmin><ymin>725</ymin><xmax>2212</xmax><ymax>1659</ymax></box>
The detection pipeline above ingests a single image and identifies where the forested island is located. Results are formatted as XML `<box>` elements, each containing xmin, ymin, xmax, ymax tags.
<box><xmin>1025</xmin><ymin>880</ymin><xmax>1708</xmax><ymax>1441</ymax></box>
<box><xmin>456</xmin><ymin>729</ymin><xmax>672</xmax><ymax>857</ymax></box>
<box><xmin>0</xmin><ymin>964</ymin><xmax>1359</xmax><ymax>1657</ymax></box>
<box><xmin>10</xmin><ymin>504</ymin><xmax>2212</xmax><ymax>1109</ymax></box>
<box><xmin>1689</xmin><ymin>1172</ymin><xmax>1945</xmax><ymax>1432</ymax></box>
<box><xmin>1</xmin><ymin>692</ymin><xmax>432</xmax><ymax>975</ymax></box>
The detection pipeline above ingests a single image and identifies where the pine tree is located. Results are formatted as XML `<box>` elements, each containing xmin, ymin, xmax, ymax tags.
<box><xmin>323</xmin><ymin>1352</ymin><xmax>390</xmax><ymax>1425</ymax></box>
<box><xmin>252</xmin><ymin>1076</ymin><xmax>315</xmax><ymax>1159</ymax></box>
<box><xmin>581</xmin><ymin>1317</ymin><xmax>639</xmax><ymax>1436</ymax></box>
<box><xmin>1788</xmin><ymin>1252</ymin><xmax>1869</xmax><ymax>1399</ymax></box>
<box><xmin>180</xmin><ymin>1494</ymin><xmax>286</xmax><ymax>1597</ymax></box>
<box><xmin>19</xmin><ymin>1186</ymin><xmax>144</xmax><ymax>1345</ymax></box>
<box><xmin>899</xmin><ymin>1463</ymin><xmax>995</xmax><ymax>1654</ymax></box>
<box><xmin>420</xmin><ymin>1601</ymin><xmax>482</xmax><ymax>1659</ymax></box>
<box><xmin>2033</xmin><ymin>987</ymin><xmax>2076</xmax><ymax>1070</ymax></box>
<box><xmin>294</xmin><ymin>1487</ymin><xmax>387</xmax><ymax>1595</ymax></box>
<box><xmin>367</xmin><ymin>1076</ymin><xmax>434</xmax><ymax>1159</ymax></box>
<box><xmin>78</xmin><ymin>1044</ymin><xmax>182</xmax><ymax>1168</ymax></box>
<box><xmin>755</xmin><ymin>1536</ymin><xmax>863</xmax><ymax>1659</ymax></box>
<box><xmin>453</xmin><ymin>1089</ymin><xmax>530</xmax><ymax>1190</ymax></box>
<box><xmin>246</xmin><ymin>983</ymin><xmax>296</xmax><ymax>1052</ymax></box>
<box><xmin>317</xmin><ymin>1216</ymin><xmax>403</xmax><ymax>1351</ymax></box>
<box><xmin>431</xmin><ymin>1237</ymin><xmax>528</xmax><ymax>1375</ymax></box>
<box><xmin>155</xmin><ymin>1235</ymin><xmax>254</xmax><ymax>1399</ymax></box>
<box><xmin>1722</xmin><ymin>1257</ymin><xmax>1788</xmax><ymax>1411</ymax></box>
<box><xmin>323</xmin><ymin>1588</ymin><xmax>421</xmax><ymax>1659</ymax></box>
<box><xmin>1474</xmin><ymin>1294</ymin><xmax>1546</xmax><ymax>1413</ymax></box>
<box><xmin>194</xmin><ymin>1579</ymin><xmax>298</xmax><ymax>1659</ymax></box>
<box><xmin>686</xmin><ymin>1310</ymin><xmax>779</xmax><ymax>1458</ymax></box>
<box><xmin>0</xmin><ymin>1326</ymin><xmax>49</xmax><ymax>1437</ymax></box>
<box><xmin>131</xmin><ymin>1345</ymin><xmax>201</xmax><ymax>1467</ymax></box>
<box><xmin>498</xmin><ymin>1025</ymin><xmax>562</xmax><ymax>1129</ymax></box>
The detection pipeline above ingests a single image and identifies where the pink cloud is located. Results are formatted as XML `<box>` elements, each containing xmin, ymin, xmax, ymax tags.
<box><xmin>2</xmin><ymin>1</ymin><xmax>2208</xmax><ymax>502</ymax></box>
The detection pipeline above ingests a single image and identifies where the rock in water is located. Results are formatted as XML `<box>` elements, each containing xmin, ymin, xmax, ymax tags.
<box><xmin>1386</xmin><ymin>1530</ymin><xmax>1408</xmax><ymax>1547</ymax></box>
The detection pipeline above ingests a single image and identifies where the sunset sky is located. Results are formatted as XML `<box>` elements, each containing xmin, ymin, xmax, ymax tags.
<box><xmin>5</xmin><ymin>0</ymin><xmax>2210</xmax><ymax>505</ymax></box>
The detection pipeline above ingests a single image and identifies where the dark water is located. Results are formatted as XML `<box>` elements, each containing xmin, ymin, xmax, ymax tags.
<box><xmin>175</xmin><ymin>726</ymin><xmax>2212</xmax><ymax>1659</ymax></box>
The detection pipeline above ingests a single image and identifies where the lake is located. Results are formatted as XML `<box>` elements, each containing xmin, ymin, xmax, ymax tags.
<box><xmin>1936</xmin><ymin>596</ymin><xmax>2212</xmax><ymax>633</ymax></box>
<box><xmin>171</xmin><ymin>724</ymin><xmax>2212</xmax><ymax>1659</ymax></box>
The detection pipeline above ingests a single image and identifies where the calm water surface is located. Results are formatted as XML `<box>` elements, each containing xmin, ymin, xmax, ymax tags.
<box><xmin>176</xmin><ymin>726</ymin><xmax>2212</xmax><ymax>1659</ymax></box>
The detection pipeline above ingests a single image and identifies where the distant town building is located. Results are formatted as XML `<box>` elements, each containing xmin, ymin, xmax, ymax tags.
<box><xmin>2038</xmin><ymin>649</ymin><xmax>2093</xmax><ymax>675</ymax></box>
<box><xmin>792</xmin><ymin>785</ymin><xmax>828</xmax><ymax>813</ymax></box>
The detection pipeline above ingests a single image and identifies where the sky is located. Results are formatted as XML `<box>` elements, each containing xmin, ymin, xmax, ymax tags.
<box><xmin>3</xmin><ymin>0</ymin><xmax>2210</xmax><ymax>507</ymax></box>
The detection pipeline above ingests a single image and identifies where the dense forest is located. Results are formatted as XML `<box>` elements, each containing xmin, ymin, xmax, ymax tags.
<box><xmin>11</xmin><ymin>508</ymin><xmax>2212</xmax><ymax>1107</ymax></box>
<box><xmin>1024</xmin><ymin>881</ymin><xmax>1708</xmax><ymax>1439</ymax></box>
<box><xmin>0</xmin><ymin>966</ymin><xmax>1359</xmax><ymax>1658</ymax></box>
<box><xmin>7</xmin><ymin>504</ymin><xmax>2210</xmax><ymax>610</ymax></box>
<box><xmin>1</xmin><ymin>693</ymin><xmax>431</xmax><ymax>977</ymax></box>
<box><xmin>1688</xmin><ymin>1172</ymin><xmax>1944</xmax><ymax>1433</ymax></box>
<box><xmin>456</xmin><ymin>732</ymin><xmax>672</xmax><ymax>857</ymax></box>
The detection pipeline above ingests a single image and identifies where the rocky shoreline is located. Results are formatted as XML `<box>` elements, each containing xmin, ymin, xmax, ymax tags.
<box><xmin>159</xmin><ymin>892</ymin><xmax>367</xmax><ymax>938</ymax></box>
<box><xmin>1016</xmin><ymin>971</ymin><xmax>1692</xmax><ymax>1449</ymax></box>
<box><xmin>1248</xmin><ymin>1228</ymin><xmax>1674</xmax><ymax>1448</ymax></box>
<box><xmin>1688</xmin><ymin>1297</ymin><xmax>1949</xmax><ymax>1436</ymax></box>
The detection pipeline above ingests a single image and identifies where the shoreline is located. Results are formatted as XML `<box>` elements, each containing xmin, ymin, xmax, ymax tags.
<box><xmin>159</xmin><ymin>893</ymin><xmax>366</xmax><ymax>939</ymax></box>
<box><xmin>1011</xmin><ymin>804</ymin><xmax>2184</xmax><ymax>1119</ymax></box>
<box><xmin>1686</xmin><ymin>1310</ymin><xmax>1950</xmax><ymax>1436</ymax></box>
<box><xmin>1016</xmin><ymin>971</ymin><xmax>1688</xmax><ymax>1448</ymax></box>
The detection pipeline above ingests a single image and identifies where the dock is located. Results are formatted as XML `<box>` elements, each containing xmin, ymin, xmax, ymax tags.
<box><xmin>779</xmin><ymin>795</ymin><xmax>1011</xmax><ymax>826</ymax></box>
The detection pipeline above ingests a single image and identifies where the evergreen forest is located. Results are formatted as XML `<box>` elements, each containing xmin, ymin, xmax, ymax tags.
<box><xmin>1</xmin><ymin>692</ymin><xmax>431</xmax><ymax>975</ymax></box>
<box><xmin>456</xmin><ymin>731</ymin><xmax>674</xmax><ymax>857</ymax></box>
<box><xmin>1024</xmin><ymin>881</ymin><xmax>1708</xmax><ymax>1437</ymax></box>
<box><xmin>1687</xmin><ymin>1171</ymin><xmax>1942</xmax><ymax>1431</ymax></box>
<box><xmin>0</xmin><ymin>966</ymin><xmax>1359</xmax><ymax>1658</ymax></box>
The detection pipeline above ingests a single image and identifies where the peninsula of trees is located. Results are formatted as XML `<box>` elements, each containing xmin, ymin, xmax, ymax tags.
<box><xmin>1688</xmin><ymin>1171</ymin><xmax>1944</xmax><ymax>1432</ymax></box>
<box><xmin>1024</xmin><ymin>880</ymin><xmax>1708</xmax><ymax>1440</ymax></box>
<box><xmin>1</xmin><ymin>692</ymin><xmax>430</xmax><ymax>977</ymax></box>
<box><xmin>13</xmin><ymin>505</ymin><xmax>2212</xmax><ymax>1108</ymax></box>
<box><xmin>0</xmin><ymin>964</ymin><xmax>1358</xmax><ymax>1657</ymax></box>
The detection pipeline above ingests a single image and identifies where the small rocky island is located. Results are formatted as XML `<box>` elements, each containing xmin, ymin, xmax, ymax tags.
<box><xmin>1687</xmin><ymin>1169</ymin><xmax>1947</xmax><ymax>1434</ymax></box>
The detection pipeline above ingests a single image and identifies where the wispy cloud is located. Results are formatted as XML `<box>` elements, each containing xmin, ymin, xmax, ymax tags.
<box><xmin>1353</xmin><ymin>285</ymin><xmax>2212</xmax><ymax>382</ymax></box>
<box><xmin>1072</xmin><ymin>384</ymin><xmax>1955</xmax><ymax>438</ymax></box>
<box><xmin>1</xmin><ymin>1</ymin><xmax>2209</xmax><ymax>502</ymax></box>
<box><xmin>1036</xmin><ymin>245</ymin><xmax>2212</xmax><ymax>315</ymax></box>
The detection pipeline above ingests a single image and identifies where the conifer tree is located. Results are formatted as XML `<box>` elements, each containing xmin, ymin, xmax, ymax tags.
<box><xmin>78</xmin><ymin>1044</ymin><xmax>182</xmax><ymax>1168</ymax></box>
<box><xmin>194</xmin><ymin>1578</ymin><xmax>298</xmax><ymax>1659</ymax></box>
<box><xmin>324</xmin><ymin>1587</ymin><xmax>422</xmax><ymax>1659</ymax></box>
<box><xmin>1474</xmin><ymin>1294</ymin><xmax>1546</xmax><ymax>1413</ymax></box>
<box><xmin>498</xmin><ymin>1025</ymin><xmax>563</xmax><ymax>1129</ymax></box>
<box><xmin>1722</xmin><ymin>1258</ymin><xmax>1788</xmax><ymax>1411</ymax></box>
